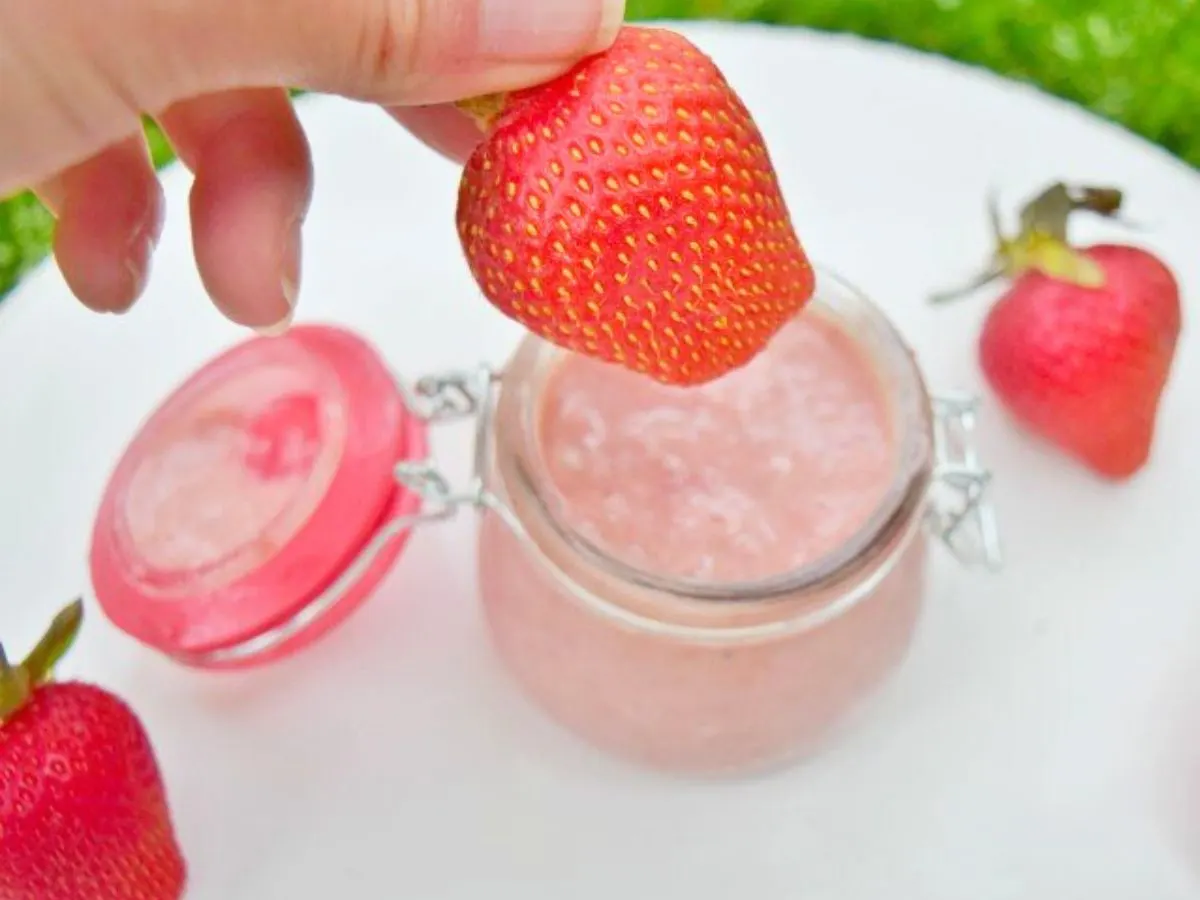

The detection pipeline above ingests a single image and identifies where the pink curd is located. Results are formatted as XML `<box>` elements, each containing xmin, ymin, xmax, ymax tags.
<box><xmin>540</xmin><ymin>313</ymin><xmax>895</xmax><ymax>582</ymax></box>
<box><xmin>478</xmin><ymin>306</ymin><xmax>932</xmax><ymax>775</ymax></box>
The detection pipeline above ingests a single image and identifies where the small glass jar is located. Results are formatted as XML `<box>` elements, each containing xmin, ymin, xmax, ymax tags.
<box><xmin>474</xmin><ymin>269</ymin><xmax>1000</xmax><ymax>775</ymax></box>
<box><xmin>89</xmin><ymin>268</ymin><xmax>999</xmax><ymax>775</ymax></box>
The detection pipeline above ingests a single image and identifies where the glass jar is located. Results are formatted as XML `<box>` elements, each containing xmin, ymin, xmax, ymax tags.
<box><xmin>474</xmin><ymin>268</ymin><xmax>1000</xmax><ymax>774</ymax></box>
<box><xmin>88</xmin><ymin>268</ymin><xmax>999</xmax><ymax>775</ymax></box>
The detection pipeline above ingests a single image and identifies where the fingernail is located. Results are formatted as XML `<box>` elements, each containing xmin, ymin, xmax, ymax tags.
<box><xmin>118</xmin><ymin>183</ymin><xmax>166</xmax><ymax>313</ymax></box>
<box><xmin>121</xmin><ymin>235</ymin><xmax>154</xmax><ymax>310</ymax></box>
<box><xmin>258</xmin><ymin>210</ymin><xmax>303</xmax><ymax>337</ymax></box>
<box><xmin>477</xmin><ymin>0</ymin><xmax>625</xmax><ymax>61</ymax></box>
<box><xmin>595</xmin><ymin>0</ymin><xmax>626</xmax><ymax>50</ymax></box>
<box><xmin>256</xmin><ymin>307</ymin><xmax>294</xmax><ymax>337</ymax></box>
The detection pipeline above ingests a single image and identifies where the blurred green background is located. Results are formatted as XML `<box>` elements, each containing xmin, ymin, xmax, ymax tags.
<box><xmin>1</xmin><ymin>0</ymin><xmax>1196</xmax><ymax>300</ymax></box>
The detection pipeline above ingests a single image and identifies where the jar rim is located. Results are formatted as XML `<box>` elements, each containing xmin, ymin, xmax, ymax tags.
<box><xmin>489</xmin><ymin>266</ymin><xmax>935</xmax><ymax>608</ymax></box>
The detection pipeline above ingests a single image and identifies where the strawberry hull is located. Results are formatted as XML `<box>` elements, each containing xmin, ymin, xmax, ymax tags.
<box><xmin>455</xmin><ymin>26</ymin><xmax>815</xmax><ymax>387</ymax></box>
<box><xmin>0</xmin><ymin>683</ymin><xmax>186</xmax><ymax>900</ymax></box>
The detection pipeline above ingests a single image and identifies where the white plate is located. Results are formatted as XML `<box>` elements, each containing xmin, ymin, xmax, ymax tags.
<box><xmin>3</xmin><ymin>21</ymin><xmax>1200</xmax><ymax>899</ymax></box>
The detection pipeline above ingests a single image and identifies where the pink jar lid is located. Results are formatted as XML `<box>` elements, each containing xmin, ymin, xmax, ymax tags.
<box><xmin>89</xmin><ymin>324</ymin><xmax>427</xmax><ymax>668</ymax></box>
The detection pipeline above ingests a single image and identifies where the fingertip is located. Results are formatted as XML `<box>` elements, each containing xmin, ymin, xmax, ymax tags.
<box><xmin>595</xmin><ymin>0</ymin><xmax>626</xmax><ymax>52</ymax></box>
<box><xmin>184</xmin><ymin>104</ymin><xmax>312</xmax><ymax>331</ymax></box>
<box><xmin>387</xmin><ymin>103</ymin><xmax>483</xmax><ymax>164</ymax></box>
<box><xmin>48</xmin><ymin>139</ymin><xmax>164</xmax><ymax>314</ymax></box>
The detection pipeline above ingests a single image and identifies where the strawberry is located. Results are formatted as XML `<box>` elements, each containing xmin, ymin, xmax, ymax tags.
<box><xmin>933</xmin><ymin>182</ymin><xmax>1182</xmax><ymax>480</ymax></box>
<box><xmin>454</xmin><ymin>25</ymin><xmax>815</xmax><ymax>386</ymax></box>
<box><xmin>0</xmin><ymin>601</ymin><xmax>186</xmax><ymax>900</ymax></box>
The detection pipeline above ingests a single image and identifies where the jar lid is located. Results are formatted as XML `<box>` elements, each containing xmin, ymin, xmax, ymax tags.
<box><xmin>89</xmin><ymin>324</ymin><xmax>428</xmax><ymax>668</ymax></box>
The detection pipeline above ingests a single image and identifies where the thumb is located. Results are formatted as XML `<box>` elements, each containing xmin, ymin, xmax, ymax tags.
<box><xmin>298</xmin><ymin>0</ymin><xmax>630</xmax><ymax>105</ymax></box>
<box><xmin>1</xmin><ymin>0</ymin><xmax>625</xmax><ymax>189</ymax></box>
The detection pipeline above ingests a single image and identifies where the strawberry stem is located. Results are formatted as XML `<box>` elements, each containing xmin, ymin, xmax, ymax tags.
<box><xmin>23</xmin><ymin>598</ymin><xmax>84</xmax><ymax>685</ymax></box>
<box><xmin>929</xmin><ymin>181</ymin><xmax>1126</xmax><ymax>304</ymax></box>
<box><xmin>0</xmin><ymin>648</ymin><xmax>32</xmax><ymax>724</ymax></box>
<box><xmin>928</xmin><ymin>265</ymin><xmax>1004</xmax><ymax>305</ymax></box>
<box><xmin>0</xmin><ymin>598</ymin><xmax>84</xmax><ymax>724</ymax></box>
<box><xmin>456</xmin><ymin>93</ymin><xmax>508</xmax><ymax>132</ymax></box>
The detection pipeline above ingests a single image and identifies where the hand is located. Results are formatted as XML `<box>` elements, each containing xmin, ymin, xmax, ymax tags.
<box><xmin>0</xmin><ymin>0</ymin><xmax>625</xmax><ymax>331</ymax></box>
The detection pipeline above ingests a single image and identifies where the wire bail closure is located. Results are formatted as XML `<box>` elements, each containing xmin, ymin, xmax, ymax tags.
<box><xmin>927</xmin><ymin>393</ymin><xmax>1003</xmax><ymax>571</ymax></box>
<box><xmin>394</xmin><ymin>366</ymin><xmax>500</xmax><ymax>519</ymax></box>
<box><xmin>380</xmin><ymin>375</ymin><xmax>1005</xmax><ymax>574</ymax></box>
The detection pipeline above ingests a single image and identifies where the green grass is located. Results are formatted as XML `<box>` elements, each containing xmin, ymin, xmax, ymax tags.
<box><xmin>1</xmin><ymin>0</ymin><xmax>1196</xmax><ymax>299</ymax></box>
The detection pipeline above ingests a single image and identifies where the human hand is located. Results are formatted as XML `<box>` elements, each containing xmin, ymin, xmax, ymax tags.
<box><xmin>0</xmin><ymin>0</ymin><xmax>625</xmax><ymax>331</ymax></box>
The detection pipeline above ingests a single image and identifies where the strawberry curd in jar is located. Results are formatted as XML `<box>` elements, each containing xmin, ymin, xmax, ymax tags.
<box><xmin>478</xmin><ymin>275</ymin><xmax>938</xmax><ymax>775</ymax></box>
<box><xmin>539</xmin><ymin>317</ymin><xmax>894</xmax><ymax>583</ymax></box>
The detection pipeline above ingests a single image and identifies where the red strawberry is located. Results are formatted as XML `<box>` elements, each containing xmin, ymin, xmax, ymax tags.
<box><xmin>933</xmin><ymin>182</ymin><xmax>1182</xmax><ymax>479</ymax></box>
<box><xmin>0</xmin><ymin>600</ymin><xmax>186</xmax><ymax>900</ymax></box>
<box><xmin>454</xmin><ymin>25</ymin><xmax>815</xmax><ymax>387</ymax></box>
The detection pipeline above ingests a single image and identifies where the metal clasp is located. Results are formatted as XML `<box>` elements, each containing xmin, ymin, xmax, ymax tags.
<box><xmin>927</xmin><ymin>393</ymin><xmax>1003</xmax><ymax>570</ymax></box>
<box><xmin>394</xmin><ymin>366</ymin><xmax>499</xmax><ymax>521</ymax></box>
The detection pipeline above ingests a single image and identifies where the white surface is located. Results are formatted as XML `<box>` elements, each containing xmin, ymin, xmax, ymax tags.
<box><xmin>3</xmin><ymin>21</ymin><xmax>1200</xmax><ymax>899</ymax></box>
